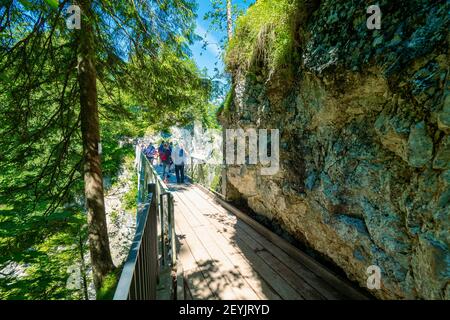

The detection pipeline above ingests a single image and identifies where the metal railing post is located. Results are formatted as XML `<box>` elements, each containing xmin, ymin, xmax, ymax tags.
<box><xmin>114</xmin><ymin>151</ymin><xmax>176</xmax><ymax>300</ymax></box>
<box><xmin>169</xmin><ymin>193</ymin><xmax>176</xmax><ymax>266</ymax></box>
<box><xmin>148</xmin><ymin>185</ymin><xmax>158</xmax><ymax>300</ymax></box>
<box><xmin>160</xmin><ymin>193</ymin><xmax>166</xmax><ymax>267</ymax></box>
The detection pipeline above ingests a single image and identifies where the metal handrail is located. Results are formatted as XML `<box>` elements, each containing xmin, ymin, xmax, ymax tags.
<box><xmin>113</xmin><ymin>148</ymin><xmax>176</xmax><ymax>300</ymax></box>
<box><xmin>186</xmin><ymin>155</ymin><xmax>224</xmax><ymax>195</ymax></box>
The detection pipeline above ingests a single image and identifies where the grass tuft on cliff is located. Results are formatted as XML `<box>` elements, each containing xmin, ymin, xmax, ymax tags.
<box><xmin>225</xmin><ymin>0</ymin><xmax>299</xmax><ymax>74</ymax></box>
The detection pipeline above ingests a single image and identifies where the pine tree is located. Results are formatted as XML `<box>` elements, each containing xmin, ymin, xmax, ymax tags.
<box><xmin>0</xmin><ymin>0</ymin><xmax>201</xmax><ymax>292</ymax></box>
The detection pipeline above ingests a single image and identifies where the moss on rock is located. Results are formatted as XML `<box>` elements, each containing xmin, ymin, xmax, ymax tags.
<box><xmin>223</xmin><ymin>0</ymin><xmax>449</xmax><ymax>299</ymax></box>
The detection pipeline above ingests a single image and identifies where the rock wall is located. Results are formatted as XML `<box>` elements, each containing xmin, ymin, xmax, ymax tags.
<box><xmin>223</xmin><ymin>0</ymin><xmax>449</xmax><ymax>299</ymax></box>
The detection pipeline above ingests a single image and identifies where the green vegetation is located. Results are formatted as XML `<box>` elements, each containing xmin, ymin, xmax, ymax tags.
<box><xmin>96</xmin><ymin>270</ymin><xmax>121</xmax><ymax>300</ymax></box>
<box><xmin>0</xmin><ymin>0</ymin><xmax>218</xmax><ymax>299</ymax></box>
<box><xmin>126</xmin><ymin>48</ymin><xmax>214</xmax><ymax>130</ymax></box>
<box><xmin>0</xmin><ymin>210</ymin><xmax>88</xmax><ymax>299</ymax></box>
<box><xmin>123</xmin><ymin>176</ymin><xmax>139</xmax><ymax>214</ymax></box>
<box><xmin>217</xmin><ymin>84</ymin><xmax>235</xmax><ymax>118</ymax></box>
<box><xmin>225</xmin><ymin>0</ymin><xmax>299</xmax><ymax>74</ymax></box>
<box><xmin>121</xmin><ymin>154</ymin><xmax>139</xmax><ymax>215</ymax></box>
<box><xmin>209</xmin><ymin>167</ymin><xmax>222</xmax><ymax>193</ymax></box>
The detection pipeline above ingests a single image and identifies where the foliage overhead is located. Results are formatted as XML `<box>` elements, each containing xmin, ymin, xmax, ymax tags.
<box><xmin>0</xmin><ymin>0</ymin><xmax>215</xmax><ymax>299</ymax></box>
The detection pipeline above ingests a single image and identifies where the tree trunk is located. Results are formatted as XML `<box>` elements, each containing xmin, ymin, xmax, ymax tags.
<box><xmin>77</xmin><ymin>0</ymin><xmax>115</xmax><ymax>291</ymax></box>
<box><xmin>226</xmin><ymin>0</ymin><xmax>233</xmax><ymax>41</ymax></box>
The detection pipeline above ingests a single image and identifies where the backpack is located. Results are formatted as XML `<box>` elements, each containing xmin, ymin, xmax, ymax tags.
<box><xmin>160</xmin><ymin>151</ymin><xmax>167</xmax><ymax>161</ymax></box>
<box><xmin>161</xmin><ymin>149</ymin><xmax>170</xmax><ymax>162</ymax></box>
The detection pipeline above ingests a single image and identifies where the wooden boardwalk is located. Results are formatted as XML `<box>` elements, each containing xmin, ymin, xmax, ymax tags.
<box><xmin>159</xmin><ymin>167</ymin><xmax>368</xmax><ymax>300</ymax></box>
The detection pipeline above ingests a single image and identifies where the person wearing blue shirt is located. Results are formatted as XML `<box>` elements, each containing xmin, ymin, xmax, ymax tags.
<box><xmin>171</xmin><ymin>142</ymin><xmax>187</xmax><ymax>184</ymax></box>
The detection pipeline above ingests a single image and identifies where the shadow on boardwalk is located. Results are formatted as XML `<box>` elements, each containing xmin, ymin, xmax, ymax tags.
<box><xmin>153</xmin><ymin>162</ymin><xmax>369</xmax><ymax>300</ymax></box>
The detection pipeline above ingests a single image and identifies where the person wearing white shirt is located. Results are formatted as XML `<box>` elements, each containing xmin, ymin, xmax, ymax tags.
<box><xmin>171</xmin><ymin>142</ymin><xmax>187</xmax><ymax>184</ymax></box>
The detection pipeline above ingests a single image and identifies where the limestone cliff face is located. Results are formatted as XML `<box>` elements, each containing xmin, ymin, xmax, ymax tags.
<box><xmin>222</xmin><ymin>0</ymin><xmax>449</xmax><ymax>299</ymax></box>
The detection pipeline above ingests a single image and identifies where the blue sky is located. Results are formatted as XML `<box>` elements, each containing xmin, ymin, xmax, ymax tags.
<box><xmin>190</xmin><ymin>0</ymin><xmax>253</xmax><ymax>79</ymax></box>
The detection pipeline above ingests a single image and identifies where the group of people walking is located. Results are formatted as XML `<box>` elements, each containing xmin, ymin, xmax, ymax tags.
<box><xmin>142</xmin><ymin>140</ymin><xmax>187</xmax><ymax>184</ymax></box>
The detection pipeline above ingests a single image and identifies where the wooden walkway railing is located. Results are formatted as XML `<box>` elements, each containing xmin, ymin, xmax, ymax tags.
<box><xmin>113</xmin><ymin>151</ymin><xmax>177</xmax><ymax>300</ymax></box>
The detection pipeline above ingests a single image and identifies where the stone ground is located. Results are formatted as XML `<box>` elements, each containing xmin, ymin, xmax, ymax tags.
<box><xmin>104</xmin><ymin>166</ymin><xmax>136</xmax><ymax>267</ymax></box>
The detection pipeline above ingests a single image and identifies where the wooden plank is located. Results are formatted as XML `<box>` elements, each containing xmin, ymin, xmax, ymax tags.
<box><xmin>235</xmin><ymin>221</ymin><xmax>343</xmax><ymax>299</ymax></box>
<box><xmin>236</xmin><ymin>229</ymin><xmax>324</xmax><ymax>300</ymax></box>
<box><xmin>175</xmin><ymin>199</ymin><xmax>240</xmax><ymax>300</ymax></box>
<box><xmin>193</xmin><ymin>184</ymin><xmax>369</xmax><ymax>300</ymax></box>
<box><xmin>178</xmin><ymin>189</ymin><xmax>301</xmax><ymax>300</ymax></box>
<box><xmin>175</xmin><ymin>218</ymin><xmax>198</xmax><ymax>272</ymax></box>
<box><xmin>174</xmin><ymin>194</ymin><xmax>279</xmax><ymax>300</ymax></box>
<box><xmin>174</xmin><ymin>182</ymin><xmax>367</xmax><ymax>300</ymax></box>
<box><xmin>175</xmin><ymin>192</ymin><xmax>262</xmax><ymax>300</ymax></box>
<box><xmin>183</xmin><ymin>267</ymin><xmax>218</xmax><ymax>300</ymax></box>
<box><xmin>174</xmin><ymin>214</ymin><xmax>217</xmax><ymax>300</ymax></box>
<box><xmin>184</xmin><ymin>188</ymin><xmax>319</xmax><ymax>299</ymax></box>
<box><xmin>191</xmin><ymin>187</ymin><xmax>348</xmax><ymax>299</ymax></box>
<box><xmin>193</xmin><ymin>225</ymin><xmax>260</xmax><ymax>300</ymax></box>
<box><xmin>173</xmin><ymin>192</ymin><xmax>204</xmax><ymax>228</ymax></box>
<box><xmin>188</xmin><ymin>186</ymin><xmax>344</xmax><ymax>300</ymax></box>
<box><xmin>176</xmin><ymin>191</ymin><xmax>281</xmax><ymax>300</ymax></box>
<box><xmin>235</xmin><ymin>220</ymin><xmax>347</xmax><ymax>299</ymax></box>
<box><xmin>232</xmin><ymin>231</ymin><xmax>304</xmax><ymax>299</ymax></box>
